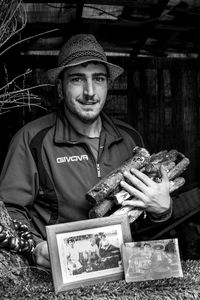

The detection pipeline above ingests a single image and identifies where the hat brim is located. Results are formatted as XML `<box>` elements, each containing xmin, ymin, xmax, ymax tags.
<box><xmin>46</xmin><ymin>57</ymin><xmax>124</xmax><ymax>84</ymax></box>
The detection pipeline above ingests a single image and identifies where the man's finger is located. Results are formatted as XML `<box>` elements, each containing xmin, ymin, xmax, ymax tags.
<box><xmin>129</xmin><ymin>168</ymin><xmax>156</xmax><ymax>186</ymax></box>
<box><xmin>120</xmin><ymin>180</ymin><xmax>146</xmax><ymax>199</ymax></box>
<box><xmin>121</xmin><ymin>199</ymin><xmax>146</xmax><ymax>209</ymax></box>
<box><xmin>160</xmin><ymin>164</ymin><xmax>170</xmax><ymax>182</ymax></box>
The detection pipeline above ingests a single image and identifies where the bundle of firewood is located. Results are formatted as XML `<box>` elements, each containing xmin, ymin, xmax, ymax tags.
<box><xmin>86</xmin><ymin>147</ymin><xmax>190</xmax><ymax>223</ymax></box>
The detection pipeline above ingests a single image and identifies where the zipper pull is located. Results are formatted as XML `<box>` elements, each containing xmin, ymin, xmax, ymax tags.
<box><xmin>96</xmin><ymin>163</ymin><xmax>101</xmax><ymax>178</ymax></box>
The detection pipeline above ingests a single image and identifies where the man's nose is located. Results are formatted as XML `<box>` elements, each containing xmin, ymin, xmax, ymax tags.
<box><xmin>84</xmin><ymin>79</ymin><xmax>95</xmax><ymax>96</ymax></box>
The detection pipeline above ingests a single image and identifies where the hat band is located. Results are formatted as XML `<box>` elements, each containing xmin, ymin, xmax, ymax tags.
<box><xmin>60</xmin><ymin>50</ymin><xmax>107</xmax><ymax>67</ymax></box>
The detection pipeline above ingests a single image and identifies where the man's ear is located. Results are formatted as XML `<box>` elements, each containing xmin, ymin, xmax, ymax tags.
<box><xmin>57</xmin><ymin>79</ymin><xmax>63</xmax><ymax>100</ymax></box>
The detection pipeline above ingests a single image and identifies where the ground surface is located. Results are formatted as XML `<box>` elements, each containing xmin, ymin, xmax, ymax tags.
<box><xmin>1</xmin><ymin>260</ymin><xmax>200</xmax><ymax>300</ymax></box>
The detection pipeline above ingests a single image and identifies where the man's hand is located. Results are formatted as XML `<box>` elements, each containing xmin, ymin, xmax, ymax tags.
<box><xmin>32</xmin><ymin>240</ymin><xmax>51</xmax><ymax>270</ymax></box>
<box><xmin>120</xmin><ymin>165</ymin><xmax>171</xmax><ymax>215</ymax></box>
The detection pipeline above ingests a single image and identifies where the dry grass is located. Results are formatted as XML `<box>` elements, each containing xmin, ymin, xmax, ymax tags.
<box><xmin>0</xmin><ymin>0</ymin><xmax>46</xmax><ymax>115</ymax></box>
<box><xmin>0</xmin><ymin>0</ymin><xmax>26</xmax><ymax>53</ymax></box>
<box><xmin>0</xmin><ymin>0</ymin><xmax>58</xmax><ymax>115</ymax></box>
<box><xmin>0</xmin><ymin>69</ymin><xmax>49</xmax><ymax>115</ymax></box>
<box><xmin>0</xmin><ymin>260</ymin><xmax>200</xmax><ymax>300</ymax></box>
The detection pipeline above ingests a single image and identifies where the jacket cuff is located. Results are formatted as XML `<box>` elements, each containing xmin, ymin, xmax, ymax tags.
<box><xmin>148</xmin><ymin>197</ymin><xmax>173</xmax><ymax>223</ymax></box>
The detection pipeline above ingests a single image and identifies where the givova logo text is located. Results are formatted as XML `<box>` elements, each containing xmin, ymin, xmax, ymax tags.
<box><xmin>57</xmin><ymin>155</ymin><xmax>89</xmax><ymax>163</ymax></box>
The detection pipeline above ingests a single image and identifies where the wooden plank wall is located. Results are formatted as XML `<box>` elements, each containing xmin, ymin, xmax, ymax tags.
<box><xmin>124</xmin><ymin>57</ymin><xmax>199</xmax><ymax>185</ymax></box>
<box><xmin>104</xmin><ymin>56</ymin><xmax>200</xmax><ymax>185</ymax></box>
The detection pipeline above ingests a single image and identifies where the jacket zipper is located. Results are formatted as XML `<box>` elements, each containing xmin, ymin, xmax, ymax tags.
<box><xmin>96</xmin><ymin>163</ymin><xmax>101</xmax><ymax>178</ymax></box>
<box><xmin>81</xmin><ymin>142</ymin><xmax>102</xmax><ymax>178</ymax></box>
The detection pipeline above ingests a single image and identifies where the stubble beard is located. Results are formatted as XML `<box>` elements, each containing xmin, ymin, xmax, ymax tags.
<box><xmin>66</xmin><ymin>102</ymin><xmax>101</xmax><ymax>124</ymax></box>
<box><xmin>77</xmin><ymin>111</ymin><xmax>100</xmax><ymax>124</ymax></box>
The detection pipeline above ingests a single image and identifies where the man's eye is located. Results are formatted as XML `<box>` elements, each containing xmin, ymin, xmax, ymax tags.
<box><xmin>71</xmin><ymin>77</ymin><xmax>83</xmax><ymax>83</ymax></box>
<box><xmin>94</xmin><ymin>76</ymin><xmax>106</xmax><ymax>82</ymax></box>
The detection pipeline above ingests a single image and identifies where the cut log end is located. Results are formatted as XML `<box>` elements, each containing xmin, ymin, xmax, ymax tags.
<box><xmin>88</xmin><ymin>199</ymin><xmax>114</xmax><ymax>218</ymax></box>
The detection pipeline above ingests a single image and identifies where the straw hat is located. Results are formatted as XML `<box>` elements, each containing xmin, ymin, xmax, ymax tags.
<box><xmin>47</xmin><ymin>34</ymin><xmax>124</xmax><ymax>84</ymax></box>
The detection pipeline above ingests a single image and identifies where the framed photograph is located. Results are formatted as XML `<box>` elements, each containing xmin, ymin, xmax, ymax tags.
<box><xmin>46</xmin><ymin>214</ymin><xmax>132</xmax><ymax>294</ymax></box>
<box><xmin>121</xmin><ymin>238</ymin><xmax>183</xmax><ymax>283</ymax></box>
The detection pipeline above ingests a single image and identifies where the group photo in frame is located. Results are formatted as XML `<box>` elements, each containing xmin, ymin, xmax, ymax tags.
<box><xmin>46</xmin><ymin>214</ymin><xmax>132</xmax><ymax>294</ymax></box>
<box><xmin>121</xmin><ymin>238</ymin><xmax>183</xmax><ymax>283</ymax></box>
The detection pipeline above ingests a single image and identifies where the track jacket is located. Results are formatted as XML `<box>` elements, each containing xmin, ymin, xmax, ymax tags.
<box><xmin>0</xmin><ymin>108</ymin><xmax>144</xmax><ymax>244</ymax></box>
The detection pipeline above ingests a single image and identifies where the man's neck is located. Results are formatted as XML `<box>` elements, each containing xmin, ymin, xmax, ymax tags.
<box><xmin>64</xmin><ymin>106</ymin><xmax>102</xmax><ymax>138</ymax></box>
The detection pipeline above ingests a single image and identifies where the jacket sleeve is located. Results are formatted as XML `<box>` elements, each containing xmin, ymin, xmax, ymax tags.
<box><xmin>0</xmin><ymin>129</ymin><xmax>43</xmax><ymax>245</ymax></box>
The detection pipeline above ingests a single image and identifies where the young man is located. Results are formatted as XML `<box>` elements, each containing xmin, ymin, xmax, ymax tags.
<box><xmin>0</xmin><ymin>34</ymin><xmax>171</xmax><ymax>269</ymax></box>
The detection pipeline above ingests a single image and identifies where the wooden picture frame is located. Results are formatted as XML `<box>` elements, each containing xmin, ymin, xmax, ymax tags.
<box><xmin>46</xmin><ymin>214</ymin><xmax>132</xmax><ymax>294</ymax></box>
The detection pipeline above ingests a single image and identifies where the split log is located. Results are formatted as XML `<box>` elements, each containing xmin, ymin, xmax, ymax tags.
<box><xmin>86</xmin><ymin>147</ymin><xmax>150</xmax><ymax>205</ymax></box>
<box><xmin>0</xmin><ymin>201</ymin><xmax>30</xmax><ymax>282</ymax></box>
<box><xmin>167</xmin><ymin>157</ymin><xmax>190</xmax><ymax>180</ymax></box>
<box><xmin>88</xmin><ymin>148</ymin><xmax>190</xmax><ymax>222</ymax></box>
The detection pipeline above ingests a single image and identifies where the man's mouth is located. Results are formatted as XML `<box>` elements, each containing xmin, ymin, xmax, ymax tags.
<box><xmin>78</xmin><ymin>100</ymin><xmax>99</xmax><ymax>105</ymax></box>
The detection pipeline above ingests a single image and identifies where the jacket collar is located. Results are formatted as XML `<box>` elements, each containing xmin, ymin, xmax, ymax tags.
<box><xmin>54</xmin><ymin>104</ymin><xmax>123</xmax><ymax>145</ymax></box>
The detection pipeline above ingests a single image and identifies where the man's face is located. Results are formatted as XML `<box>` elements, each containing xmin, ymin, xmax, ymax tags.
<box><xmin>90</xmin><ymin>238</ymin><xmax>96</xmax><ymax>246</ymax></box>
<box><xmin>59</xmin><ymin>63</ymin><xmax>108</xmax><ymax>124</ymax></box>
<box><xmin>69</xmin><ymin>240</ymin><xmax>75</xmax><ymax>248</ymax></box>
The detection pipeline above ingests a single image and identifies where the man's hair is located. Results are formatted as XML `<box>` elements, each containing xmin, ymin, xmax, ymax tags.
<box><xmin>68</xmin><ymin>238</ymin><xmax>75</xmax><ymax>243</ymax></box>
